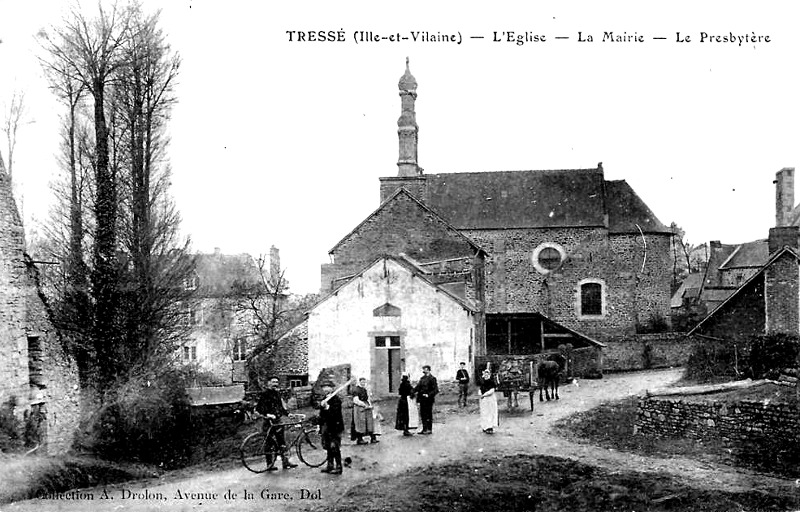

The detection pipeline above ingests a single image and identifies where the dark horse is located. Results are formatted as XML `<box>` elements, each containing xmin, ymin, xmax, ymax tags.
<box><xmin>537</xmin><ymin>354</ymin><xmax>565</xmax><ymax>401</ymax></box>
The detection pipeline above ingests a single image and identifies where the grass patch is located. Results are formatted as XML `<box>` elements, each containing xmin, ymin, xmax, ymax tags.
<box><xmin>553</xmin><ymin>396</ymin><xmax>727</xmax><ymax>459</ymax></box>
<box><xmin>0</xmin><ymin>453</ymin><xmax>155</xmax><ymax>504</ymax></box>
<box><xmin>323</xmin><ymin>454</ymin><xmax>798</xmax><ymax>512</ymax></box>
<box><xmin>554</xmin><ymin>392</ymin><xmax>800</xmax><ymax>477</ymax></box>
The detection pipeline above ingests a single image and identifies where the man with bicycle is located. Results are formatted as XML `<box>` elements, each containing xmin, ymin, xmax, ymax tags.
<box><xmin>256</xmin><ymin>376</ymin><xmax>298</xmax><ymax>470</ymax></box>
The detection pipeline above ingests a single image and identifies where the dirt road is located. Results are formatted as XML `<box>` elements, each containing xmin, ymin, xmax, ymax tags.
<box><xmin>4</xmin><ymin>368</ymin><xmax>798</xmax><ymax>511</ymax></box>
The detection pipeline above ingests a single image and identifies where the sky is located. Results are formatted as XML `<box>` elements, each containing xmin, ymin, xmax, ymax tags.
<box><xmin>1</xmin><ymin>1</ymin><xmax>799</xmax><ymax>293</ymax></box>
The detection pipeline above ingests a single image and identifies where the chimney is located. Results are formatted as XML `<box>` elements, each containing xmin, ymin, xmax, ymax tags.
<box><xmin>765</xmin><ymin>225</ymin><xmax>800</xmax><ymax>335</ymax></box>
<box><xmin>768</xmin><ymin>226</ymin><xmax>799</xmax><ymax>254</ymax></box>
<box><xmin>269</xmin><ymin>245</ymin><xmax>280</xmax><ymax>285</ymax></box>
<box><xmin>214</xmin><ymin>247</ymin><xmax>221</xmax><ymax>257</ymax></box>
<box><xmin>774</xmin><ymin>167</ymin><xmax>795</xmax><ymax>227</ymax></box>
<box><xmin>704</xmin><ymin>241</ymin><xmax>724</xmax><ymax>287</ymax></box>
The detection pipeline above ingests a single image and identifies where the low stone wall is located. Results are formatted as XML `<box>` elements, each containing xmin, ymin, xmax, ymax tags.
<box><xmin>603</xmin><ymin>333</ymin><xmax>693</xmax><ymax>372</ymax></box>
<box><xmin>635</xmin><ymin>387</ymin><xmax>799</xmax><ymax>446</ymax></box>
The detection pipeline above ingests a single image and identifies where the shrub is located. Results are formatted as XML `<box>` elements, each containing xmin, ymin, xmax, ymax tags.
<box><xmin>82</xmin><ymin>369</ymin><xmax>192</xmax><ymax>468</ymax></box>
<box><xmin>636</xmin><ymin>312</ymin><xmax>670</xmax><ymax>334</ymax></box>
<box><xmin>685</xmin><ymin>338</ymin><xmax>744</xmax><ymax>382</ymax></box>
<box><xmin>749</xmin><ymin>333</ymin><xmax>800</xmax><ymax>380</ymax></box>
<box><xmin>732</xmin><ymin>433</ymin><xmax>800</xmax><ymax>477</ymax></box>
<box><xmin>0</xmin><ymin>397</ymin><xmax>22</xmax><ymax>453</ymax></box>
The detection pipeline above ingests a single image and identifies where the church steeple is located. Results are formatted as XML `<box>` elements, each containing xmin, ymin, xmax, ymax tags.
<box><xmin>397</xmin><ymin>58</ymin><xmax>421</xmax><ymax>177</ymax></box>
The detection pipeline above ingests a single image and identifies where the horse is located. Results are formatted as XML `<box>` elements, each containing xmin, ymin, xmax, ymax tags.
<box><xmin>537</xmin><ymin>355</ymin><xmax>565</xmax><ymax>401</ymax></box>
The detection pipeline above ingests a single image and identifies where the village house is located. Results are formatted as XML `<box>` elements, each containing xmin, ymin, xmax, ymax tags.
<box><xmin>689</xmin><ymin>168</ymin><xmax>800</xmax><ymax>340</ymax></box>
<box><xmin>178</xmin><ymin>246</ymin><xmax>282</xmax><ymax>384</ymax></box>
<box><xmin>0</xmin><ymin>170</ymin><xmax>80</xmax><ymax>454</ymax></box>
<box><xmin>308</xmin><ymin>61</ymin><xmax>673</xmax><ymax>394</ymax></box>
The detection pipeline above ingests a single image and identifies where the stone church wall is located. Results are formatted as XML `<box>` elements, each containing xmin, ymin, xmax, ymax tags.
<box><xmin>464</xmin><ymin>227</ymin><xmax>672</xmax><ymax>341</ymax></box>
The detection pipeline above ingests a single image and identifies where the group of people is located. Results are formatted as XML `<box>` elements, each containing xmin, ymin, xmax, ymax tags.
<box><xmin>255</xmin><ymin>362</ymin><xmax>499</xmax><ymax>476</ymax></box>
<box><xmin>394</xmin><ymin>365</ymin><xmax>439</xmax><ymax>436</ymax></box>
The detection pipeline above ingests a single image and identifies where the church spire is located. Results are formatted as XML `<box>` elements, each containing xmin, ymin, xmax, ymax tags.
<box><xmin>397</xmin><ymin>58</ymin><xmax>420</xmax><ymax>177</ymax></box>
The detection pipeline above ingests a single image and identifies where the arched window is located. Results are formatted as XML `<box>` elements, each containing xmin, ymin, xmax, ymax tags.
<box><xmin>578</xmin><ymin>279</ymin><xmax>605</xmax><ymax>318</ymax></box>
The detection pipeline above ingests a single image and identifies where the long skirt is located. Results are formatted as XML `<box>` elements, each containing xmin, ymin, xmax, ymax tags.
<box><xmin>480</xmin><ymin>390</ymin><xmax>499</xmax><ymax>430</ymax></box>
<box><xmin>350</xmin><ymin>405</ymin><xmax>375</xmax><ymax>440</ymax></box>
<box><xmin>396</xmin><ymin>397</ymin><xmax>419</xmax><ymax>431</ymax></box>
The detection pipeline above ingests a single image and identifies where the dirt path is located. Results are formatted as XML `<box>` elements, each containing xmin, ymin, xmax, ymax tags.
<box><xmin>5</xmin><ymin>369</ymin><xmax>798</xmax><ymax>511</ymax></box>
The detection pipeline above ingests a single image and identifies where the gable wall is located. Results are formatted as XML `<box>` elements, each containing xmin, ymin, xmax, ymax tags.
<box><xmin>308</xmin><ymin>259</ymin><xmax>474</xmax><ymax>394</ymax></box>
<box><xmin>765</xmin><ymin>253</ymin><xmax>800</xmax><ymax>334</ymax></box>
<box><xmin>696</xmin><ymin>275</ymin><xmax>765</xmax><ymax>340</ymax></box>
<box><xmin>0</xmin><ymin>174</ymin><xmax>79</xmax><ymax>454</ymax></box>
<box><xmin>323</xmin><ymin>192</ymin><xmax>479</xmax><ymax>292</ymax></box>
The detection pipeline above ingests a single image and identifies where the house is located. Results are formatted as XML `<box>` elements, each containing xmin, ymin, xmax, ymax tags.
<box><xmin>179</xmin><ymin>247</ymin><xmax>281</xmax><ymax>384</ymax></box>
<box><xmin>692</xmin><ymin>168</ymin><xmax>797</xmax><ymax>316</ymax></box>
<box><xmin>315</xmin><ymin>61</ymin><xmax>673</xmax><ymax>388</ymax></box>
<box><xmin>250</xmin><ymin>318</ymin><xmax>310</xmax><ymax>389</ymax></box>
<box><xmin>310</xmin><ymin>255</ymin><xmax>478</xmax><ymax>395</ymax></box>
<box><xmin>0</xmin><ymin>170</ymin><xmax>80</xmax><ymax>454</ymax></box>
<box><xmin>689</xmin><ymin>168</ymin><xmax>800</xmax><ymax>340</ymax></box>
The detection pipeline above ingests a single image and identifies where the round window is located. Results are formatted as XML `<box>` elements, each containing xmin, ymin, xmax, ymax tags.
<box><xmin>532</xmin><ymin>243</ymin><xmax>565</xmax><ymax>274</ymax></box>
<box><xmin>538</xmin><ymin>247</ymin><xmax>562</xmax><ymax>270</ymax></box>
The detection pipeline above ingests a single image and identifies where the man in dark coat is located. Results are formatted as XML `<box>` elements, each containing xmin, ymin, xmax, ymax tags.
<box><xmin>256</xmin><ymin>376</ymin><xmax>298</xmax><ymax>470</ymax></box>
<box><xmin>318</xmin><ymin>381</ymin><xmax>345</xmax><ymax>474</ymax></box>
<box><xmin>456</xmin><ymin>362</ymin><xmax>470</xmax><ymax>407</ymax></box>
<box><xmin>414</xmin><ymin>365</ymin><xmax>439</xmax><ymax>434</ymax></box>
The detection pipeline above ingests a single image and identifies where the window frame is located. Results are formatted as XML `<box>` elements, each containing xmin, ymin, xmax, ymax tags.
<box><xmin>532</xmin><ymin>242</ymin><xmax>566</xmax><ymax>275</ymax></box>
<box><xmin>577</xmin><ymin>278</ymin><xmax>606</xmax><ymax>319</ymax></box>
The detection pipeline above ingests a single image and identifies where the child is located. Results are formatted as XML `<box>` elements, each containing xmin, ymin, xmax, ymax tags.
<box><xmin>318</xmin><ymin>381</ymin><xmax>344</xmax><ymax>474</ymax></box>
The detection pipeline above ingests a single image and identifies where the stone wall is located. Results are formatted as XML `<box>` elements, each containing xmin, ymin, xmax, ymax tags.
<box><xmin>602</xmin><ymin>333</ymin><xmax>692</xmax><ymax>372</ymax></box>
<box><xmin>464</xmin><ymin>228</ymin><xmax>672</xmax><ymax>341</ymax></box>
<box><xmin>636</xmin><ymin>392</ymin><xmax>799</xmax><ymax>447</ymax></box>
<box><xmin>0</xmin><ymin>172</ymin><xmax>80</xmax><ymax>454</ymax></box>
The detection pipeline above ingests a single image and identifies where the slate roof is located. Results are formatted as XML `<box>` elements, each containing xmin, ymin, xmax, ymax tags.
<box><xmin>418</xmin><ymin>167</ymin><xmax>670</xmax><ymax>234</ymax></box>
<box><xmin>194</xmin><ymin>252</ymin><xmax>260</xmax><ymax>297</ymax></box>
<box><xmin>688</xmin><ymin>246</ymin><xmax>800</xmax><ymax>336</ymax></box>
<box><xmin>670</xmin><ymin>272</ymin><xmax>705</xmax><ymax>308</ymax></box>
<box><xmin>719</xmin><ymin>239</ymin><xmax>768</xmax><ymax>269</ymax></box>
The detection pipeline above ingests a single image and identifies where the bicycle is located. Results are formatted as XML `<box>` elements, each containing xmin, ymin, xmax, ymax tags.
<box><xmin>239</xmin><ymin>413</ymin><xmax>327</xmax><ymax>472</ymax></box>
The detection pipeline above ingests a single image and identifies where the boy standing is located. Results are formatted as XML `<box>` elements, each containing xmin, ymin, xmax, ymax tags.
<box><xmin>318</xmin><ymin>380</ymin><xmax>344</xmax><ymax>474</ymax></box>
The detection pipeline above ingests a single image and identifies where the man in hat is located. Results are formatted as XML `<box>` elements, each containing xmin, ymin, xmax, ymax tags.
<box><xmin>456</xmin><ymin>361</ymin><xmax>470</xmax><ymax>407</ymax></box>
<box><xmin>318</xmin><ymin>380</ymin><xmax>345</xmax><ymax>474</ymax></box>
<box><xmin>414</xmin><ymin>365</ymin><xmax>439</xmax><ymax>435</ymax></box>
<box><xmin>255</xmin><ymin>376</ymin><xmax>298</xmax><ymax>470</ymax></box>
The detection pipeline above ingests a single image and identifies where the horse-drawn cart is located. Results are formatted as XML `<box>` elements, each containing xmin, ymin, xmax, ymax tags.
<box><xmin>475</xmin><ymin>352</ymin><xmax>569</xmax><ymax>411</ymax></box>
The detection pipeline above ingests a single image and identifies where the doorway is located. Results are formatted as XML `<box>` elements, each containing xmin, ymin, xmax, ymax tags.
<box><xmin>371</xmin><ymin>335</ymin><xmax>403</xmax><ymax>396</ymax></box>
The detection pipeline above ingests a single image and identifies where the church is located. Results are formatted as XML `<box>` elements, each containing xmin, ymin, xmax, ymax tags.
<box><xmin>307</xmin><ymin>61</ymin><xmax>673</xmax><ymax>394</ymax></box>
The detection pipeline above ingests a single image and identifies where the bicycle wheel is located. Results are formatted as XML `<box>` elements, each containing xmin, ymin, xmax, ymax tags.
<box><xmin>240</xmin><ymin>432</ymin><xmax>279</xmax><ymax>473</ymax></box>
<box><xmin>297</xmin><ymin>427</ymin><xmax>327</xmax><ymax>468</ymax></box>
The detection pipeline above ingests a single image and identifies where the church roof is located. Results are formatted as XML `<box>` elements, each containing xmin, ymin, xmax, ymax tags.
<box><xmin>418</xmin><ymin>167</ymin><xmax>670</xmax><ymax>234</ymax></box>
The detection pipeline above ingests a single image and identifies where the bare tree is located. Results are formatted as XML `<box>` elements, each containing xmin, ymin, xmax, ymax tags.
<box><xmin>2</xmin><ymin>89</ymin><xmax>29</xmax><ymax>179</ymax></box>
<box><xmin>229</xmin><ymin>256</ymin><xmax>315</xmax><ymax>362</ymax></box>
<box><xmin>40</xmin><ymin>2</ymin><xmax>193</xmax><ymax>390</ymax></box>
